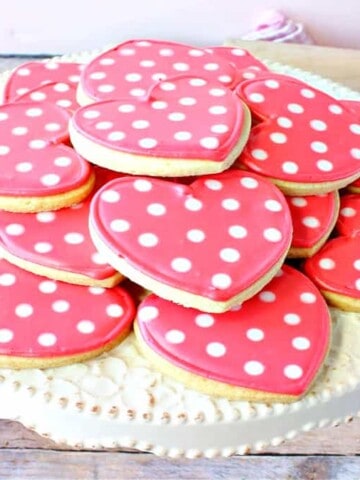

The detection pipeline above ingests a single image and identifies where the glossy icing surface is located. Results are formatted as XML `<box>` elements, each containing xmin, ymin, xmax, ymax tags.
<box><xmin>72</xmin><ymin>75</ymin><xmax>247</xmax><ymax>162</ymax></box>
<box><xmin>337</xmin><ymin>194</ymin><xmax>360</xmax><ymax>237</ymax></box>
<box><xmin>236</xmin><ymin>74</ymin><xmax>360</xmax><ymax>184</ymax></box>
<box><xmin>15</xmin><ymin>82</ymin><xmax>79</xmax><ymax>112</ymax></box>
<box><xmin>137</xmin><ymin>265</ymin><xmax>330</xmax><ymax>396</ymax></box>
<box><xmin>0</xmin><ymin>259</ymin><xmax>135</xmax><ymax>358</ymax></box>
<box><xmin>79</xmin><ymin>39</ymin><xmax>239</xmax><ymax>103</ymax></box>
<box><xmin>2</xmin><ymin>61</ymin><xmax>83</xmax><ymax>103</ymax></box>
<box><xmin>286</xmin><ymin>192</ymin><xmax>339</xmax><ymax>249</ymax></box>
<box><xmin>0</xmin><ymin>102</ymin><xmax>92</xmax><ymax>196</ymax></box>
<box><xmin>304</xmin><ymin>236</ymin><xmax>360</xmax><ymax>298</ymax></box>
<box><xmin>90</xmin><ymin>170</ymin><xmax>292</xmax><ymax>301</ymax></box>
<box><xmin>0</xmin><ymin>166</ymin><xmax>119</xmax><ymax>280</ymax></box>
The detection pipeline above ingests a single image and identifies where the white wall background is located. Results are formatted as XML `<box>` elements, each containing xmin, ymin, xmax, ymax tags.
<box><xmin>1</xmin><ymin>0</ymin><xmax>360</xmax><ymax>54</ymax></box>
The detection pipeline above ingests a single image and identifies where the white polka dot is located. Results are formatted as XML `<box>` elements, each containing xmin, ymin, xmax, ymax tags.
<box><xmin>165</xmin><ymin>329</ymin><xmax>186</xmax><ymax>344</ymax></box>
<box><xmin>351</xmin><ymin>148</ymin><xmax>360</xmax><ymax>160</ymax></box>
<box><xmin>118</xmin><ymin>104</ymin><xmax>136</xmax><ymax>113</ymax></box>
<box><xmin>282</xmin><ymin>161</ymin><xmax>299</xmax><ymax>174</ymax></box>
<box><xmin>29</xmin><ymin>140</ymin><xmax>47</xmax><ymax>149</ymax></box>
<box><xmin>15</xmin><ymin>162</ymin><xmax>33</xmax><ymax>173</ymax></box>
<box><xmin>311</xmin><ymin>141</ymin><xmax>328</xmax><ymax>153</ymax></box>
<box><xmin>91</xmin><ymin>252</ymin><xmax>108</xmax><ymax>265</ymax></box>
<box><xmin>173</xmin><ymin>62</ymin><xmax>190</xmax><ymax>71</ymax></box>
<box><xmin>287</xmin><ymin>103</ymin><xmax>304</xmax><ymax>114</ymax></box>
<box><xmin>206</xmin><ymin>342</ymin><xmax>226</xmax><ymax>357</ymax></box>
<box><xmin>319</xmin><ymin>258</ymin><xmax>335</xmax><ymax>270</ymax></box>
<box><xmin>211</xmin><ymin>273</ymin><xmax>232</xmax><ymax>289</ymax></box>
<box><xmin>184</xmin><ymin>197</ymin><xmax>203</xmax><ymax>211</ymax></box>
<box><xmin>231</xmin><ymin>48</ymin><xmax>246</xmax><ymax>56</ymax></box>
<box><xmin>108</xmin><ymin>131</ymin><xmax>126</xmax><ymax>141</ymax></box>
<box><xmin>99</xmin><ymin>58</ymin><xmax>116</xmax><ymax>65</ymax></box>
<box><xmin>291</xmin><ymin>197</ymin><xmax>308</xmax><ymax>207</ymax></box>
<box><xmin>138</xmin><ymin>233</ymin><xmax>159</xmax><ymax>247</ymax></box>
<box><xmin>34</xmin><ymin>242</ymin><xmax>53</xmax><ymax>253</ymax></box>
<box><xmin>187</xmin><ymin>229</ymin><xmax>205</xmax><ymax>242</ymax></box>
<box><xmin>54</xmin><ymin>156</ymin><xmax>72</xmax><ymax>167</ymax></box>
<box><xmin>5</xmin><ymin>224</ymin><xmax>25</xmax><ymax>236</ymax></box>
<box><xmin>204</xmin><ymin>63</ymin><xmax>219</xmax><ymax>71</ymax></box>
<box><xmin>64</xmin><ymin>232</ymin><xmax>84</xmax><ymax>244</ymax></box>
<box><xmin>38</xmin><ymin>333</ymin><xmax>57</xmax><ymax>347</ymax></box>
<box><xmin>17</xmin><ymin>67</ymin><xmax>31</xmax><ymax>76</ymax></box>
<box><xmin>139</xmin><ymin>60</ymin><xmax>156</xmax><ymax>67</ymax></box>
<box><xmin>188</xmin><ymin>49</ymin><xmax>205</xmax><ymax>56</ymax></box>
<box><xmin>265</xmin><ymin>79</ymin><xmax>280</xmax><ymax>89</ymax></box>
<box><xmin>15</xmin><ymin>303</ymin><xmax>34</xmax><ymax>318</ymax></box>
<box><xmin>210</xmin><ymin>124</ymin><xmax>229</xmax><ymax>133</ymax></box>
<box><xmin>132</xmin><ymin>120</ymin><xmax>150</xmax><ymax>129</ymax></box>
<box><xmin>228</xmin><ymin>225</ymin><xmax>247</xmax><ymax>239</ymax></box>
<box><xmin>25</xmin><ymin>107</ymin><xmax>43</xmax><ymax>117</ymax></box>
<box><xmin>350</xmin><ymin>124</ymin><xmax>360</xmax><ymax>135</ymax></box>
<box><xmin>301</xmin><ymin>88</ymin><xmax>315</xmax><ymax>99</ymax></box>
<box><xmin>90</xmin><ymin>72</ymin><xmax>106</xmax><ymax>80</ymax></box>
<box><xmin>310</xmin><ymin>120</ymin><xmax>327</xmax><ymax>131</ymax></box>
<box><xmin>222</xmin><ymin>198</ymin><xmax>240</xmax><ymax>211</ymax></box>
<box><xmin>0</xmin><ymin>329</ymin><xmax>13</xmax><ymax>343</ymax></box>
<box><xmin>30</xmin><ymin>91</ymin><xmax>46</xmax><ymax>101</ymax></box>
<box><xmin>0</xmin><ymin>146</ymin><xmax>10</xmax><ymax>155</ymax></box>
<box><xmin>125</xmin><ymin>73</ymin><xmax>142</xmax><ymax>82</ymax></box>
<box><xmin>53</xmin><ymin>83</ymin><xmax>70</xmax><ymax>93</ymax></box>
<box><xmin>97</xmin><ymin>84</ymin><xmax>115</xmax><ymax>93</ymax></box>
<box><xmin>316</xmin><ymin>159</ymin><xmax>333</xmax><ymax>172</ymax></box>
<box><xmin>263</xmin><ymin>228</ymin><xmax>282</xmax><ymax>242</ymax></box>
<box><xmin>118</xmin><ymin>48</ymin><xmax>135</xmax><ymax>56</ymax></box>
<box><xmin>209</xmin><ymin>88</ymin><xmax>226</xmax><ymax>97</ymax></box>
<box><xmin>77</xmin><ymin>320</ymin><xmax>95</xmax><ymax>334</ymax></box>
<box><xmin>160</xmin><ymin>82</ymin><xmax>176</xmax><ymax>92</ymax></box>
<box><xmin>38</xmin><ymin>280</ymin><xmax>57</xmax><ymax>294</ymax></box>
<box><xmin>106</xmin><ymin>304</ymin><xmax>124</xmax><ymax>317</ymax></box>
<box><xmin>284</xmin><ymin>364</ymin><xmax>303</xmax><ymax>379</ymax></box>
<box><xmin>147</xmin><ymin>203</ymin><xmax>166</xmax><ymax>216</ymax></box>
<box><xmin>259</xmin><ymin>291</ymin><xmax>276</xmax><ymax>302</ymax></box>
<box><xmin>83</xmin><ymin>110</ymin><xmax>101</xmax><ymax>119</ymax></box>
<box><xmin>95</xmin><ymin>121</ymin><xmax>113</xmax><ymax>130</ymax></box>
<box><xmin>101</xmin><ymin>190</ymin><xmax>121</xmax><ymax>203</ymax></box>
<box><xmin>240</xmin><ymin>177</ymin><xmax>258</xmax><ymax>189</ymax></box>
<box><xmin>36</xmin><ymin>212</ymin><xmax>56</xmax><ymax>223</ymax></box>
<box><xmin>0</xmin><ymin>273</ymin><xmax>16</xmax><ymax>286</ymax></box>
<box><xmin>251</xmin><ymin>149</ymin><xmax>268</xmax><ymax>161</ymax></box>
<box><xmin>209</xmin><ymin>105</ymin><xmax>227</xmax><ymax>115</ymax></box>
<box><xmin>329</xmin><ymin>104</ymin><xmax>343</xmax><ymax>115</ymax></box>
<box><xmin>204</xmin><ymin>179</ymin><xmax>223</xmax><ymax>191</ymax></box>
<box><xmin>292</xmin><ymin>337</ymin><xmax>310</xmax><ymax>350</ymax></box>
<box><xmin>0</xmin><ymin>112</ymin><xmax>8</xmax><ymax>121</ymax></box>
<box><xmin>44</xmin><ymin>62</ymin><xmax>60</xmax><ymax>70</ymax></box>
<box><xmin>151</xmin><ymin>101</ymin><xmax>168</xmax><ymax>110</ymax></box>
<box><xmin>52</xmin><ymin>300</ymin><xmax>70</xmax><ymax>313</ymax></box>
<box><xmin>171</xmin><ymin>257</ymin><xmax>192</xmax><ymax>273</ymax></box>
<box><xmin>355</xmin><ymin>279</ymin><xmax>360</xmax><ymax>291</ymax></box>
<box><xmin>138</xmin><ymin>306</ymin><xmax>159</xmax><ymax>322</ymax></box>
<box><xmin>341</xmin><ymin>207</ymin><xmax>356</xmax><ymax>217</ymax></box>
<box><xmin>270</xmin><ymin>132</ymin><xmax>287</xmax><ymax>144</ymax></box>
<box><xmin>179</xmin><ymin>97</ymin><xmax>196</xmax><ymax>106</ymax></box>
<box><xmin>246</xmin><ymin>328</ymin><xmax>264</xmax><ymax>341</ymax></box>
<box><xmin>189</xmin><ymin>78</ymin><xmax>207</xmax><ymax>87</ymax></box>
<box><xmin>57</xmin><ymin>99</ymin><xmax>72</xmax><ymax>108</ymax></box>
<box><xmin>200</xmin><ymin>137</ymin><xmax>219</xmax><ymax>149</ymax></box>
<box><xmin>195</xmin><ymin>314</ymin><xmax>215</xmax><ymax>328</ymax></box>
<box><xmin>45</xmin><ymin>123</ymin><xmax>61</xmax><ymax>132</ymax></box>
<box><xmin>265</xmin><ymin>199</ymin><xmax>282</xmax><ymax>212</ymax></box>
<box><xmin>138</xmin><ymin>138</ymin><xmax>158</xmax><ymax>149</ymax></box>
<box><xmin>300</xmin><ymin>292</ymin><xmax>317</xmax><ymax>304</ymax></box>
<box><xmin>159</xmin><ymin>48</ymin><xmax>174</xmax><ymax>56</ymax></box>
<box><xmin>244</xmin><ymin>360</ymin><xmax>265</xmax><ymax>376</ymax></box>
<box><xmin>40</xmin><ymin>174</ymin><xmax>60</xmax><ymax>186</ymax></box>
<box><xmin>168</xmin><ymin>112</ymin><xmax>185</xmax><ymax>121</ymax></box>
<box><xmin>354</xmin><ymin>259</ymin><xmax>360</xmax><ymax>270</ymax></box>
<box><xmin>219</xmin><ymin>248</ymin><xmax>240</xmax><ymax>263</ymax></box>
<box><xmin>130</xmin><ymin>88</ymin><xmax>147</xmax><ymax>97</ymax></box>
<box><xmin>302</xmin><ymin>216</ymin><xmax>320</xmax><ymax>228</ymax></box>
<box><xmin>277</xmin><ymin>117</ymin><xmax>293</xmax><ymax>128</ymax></box>
<box><xmin>134</xmin><ymin>179</ymin><xmax>152</xmax><ymax>192</ymax></box>
<box><xmin>12</xmin><ymin>126</ymin><xmax>28</xmax><ymax>136</ymax></box>
<box><xmin>174</xmin><ymin>131</ymin><xmax>192</xmax><ymax>141</ymax></box>
<box><xmin>248</xmin><ymin>93</ymin><xmax>265</xmax><ymax>103</ymax></box>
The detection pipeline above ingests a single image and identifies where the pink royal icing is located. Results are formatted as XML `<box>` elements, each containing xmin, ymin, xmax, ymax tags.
<box><xmin>304</xmin><ymin>236</ymin><xmax>360</xmax><ymax>299</ymax></box>
<box><xmin>336</xmin><ymin>194</ymin><xmax>360</xmax><ymax>237</ymax></box>
<box><xmin>78</xmin><ymin>39</ymin><xmax>240</xmax><ymax>103</ymax></box>
<box><xmin>2</xmin><ymin>61</ymin><xmax>83</xmax><ymax>104</ymax></box>
<box><xmin>0</xmin><ymin>102</ymin><xmax>92</xmax><ymax>197</ymax></box>
<box><xmin>236</xmin><ymin>74</ymin><xmax>360</xmax><ymax>188</ymax></box>
<box><xmin>0</xmin><ymin>259</ymin><xmax>135</xmax><ymax>359</ymax></box>
<box><xmin>0</xmin><ymin>166</ymin><xmax>120</xmax><ymax>282</ymax></box>
<box><xmin>137</xmin><ymin>265</ymin><xmax>330</xmax><ymax>397</ymax></box>
<box><xmin>286</xmin><ymin>192</ymin><xmax>339</xmax><ymax>251</ymax></box>
<box><xmin>72</xmin><ymin>76</ymin><xmax>247</xmax><ymax>164</ymax></box>
<box><xmin>90</xmin><ymin>170</ymin><xmax>292</xmax><ymax>303</ymax></box>
<box><xmin>15</xmin><ymin>82</ymin><xmax>79</xmax><ymax>113</ymax></box>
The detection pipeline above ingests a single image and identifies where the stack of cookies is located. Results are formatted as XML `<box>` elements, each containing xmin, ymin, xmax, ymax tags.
<box><xmin>0</xmin><ymin>39</ymin><xmax>359</xmax><ymax>405</ymax></box>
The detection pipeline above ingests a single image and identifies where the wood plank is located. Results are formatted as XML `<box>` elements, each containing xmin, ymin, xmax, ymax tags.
<box><xmin>0</xmin><ymin>450</ymin><xmax>359</xmax><ymax>480</ymax></box>
<box><xmin>225</xmin><ymin>40</ymin><xmax>360</xmax><ymax>92</ymax></box>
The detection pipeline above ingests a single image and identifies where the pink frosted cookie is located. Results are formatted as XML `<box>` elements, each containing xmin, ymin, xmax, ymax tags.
<box><xmin>70</xmin><ymin>76</ymin><xmax>251</xmax><ymax>176</ymax></box>
<box><xmin>236</xmin><ymin>74</ymin><xmax>360</xmax><ymax>194</ymax></box>
<box><xmin>14</xmin><ymin>81</ymin><xmax>79</xmax><ymax>113</ymax></box>
<box><xmin>0</xmin><ymin>101</ymin><xmax>94</xmax><ymax>212</ymax></box>
<box><xmin>1</xmin><ymin>61</ymin><xmax>83</xmax><ymax>104</ymax></box>
<box><xmin>77</xmin><ymin>39</ymin><xmax>240</xmax><ymax>106</ymax></box>
<box><xmin>286</xmin><ymin>191</ymin><xmax>339</xmax><ymax>257</ymax></box>
<box><xmin>0</xmin><ymin>166</ymin><xmax>122</xmax><ymax>287</ymax></box>
<box><xmin>336</xmin><ymin>194</ymin><xmax>360</xmax><ymax>237</ymax></box>
<box><xmin>89</xmin><ymin>170</ymin><xmax>292</xmax><ymax>313</ymax></box>
<box><xmin>134</xmin><ymin>265</ymin><xmax>330</xmax><ymax>403</ymax></box>
<box><xmin>0</xmin><ymin>258</ymin><xmax>135</xmax><ymax>368</ymax></box>
<box><xmin>304</xmin><ymin>236</ymin><xmax>360</xmax><ymax>311</ymax></box>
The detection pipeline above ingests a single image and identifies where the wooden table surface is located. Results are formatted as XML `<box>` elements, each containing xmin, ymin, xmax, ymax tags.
<box><xmin>1</xmin><ymin>41</ymin><xmax>360</xmax><ymax>479</ymax></box>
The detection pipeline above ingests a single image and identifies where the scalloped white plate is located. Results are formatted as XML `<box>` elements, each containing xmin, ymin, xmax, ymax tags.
<box><xmin>0</xmin><ymin>49</ymin><xmax>360</xmax><ymax>458</ymax></box>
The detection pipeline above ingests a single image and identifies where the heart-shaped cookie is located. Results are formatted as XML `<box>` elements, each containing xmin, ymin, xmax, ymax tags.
<box><xmin>1</xmin><ymin>61</ymin><xmax>83</xmax><ymax>103</ymax></box>
<box><xmin>236</xmin><ymin>74</ymin><xmax>360</xmax><ymax>194</ymax></box>
<box><xmin>70</xmin><ymin>76</ymin><xmax>250</xmax><ymax>176</ymax></box>
<box><xmin>336</xmin><ymin>194</ymin><xmax>360</xmax><ymax>237</ymax></box>
<box><xmin>304</xmin><ymin>236</ymin><xmax>360</xmax><ymax>311</ymax></box>
<box><xmin>0</xmin><ymin>166</ymin><xmax>122</xmax><ymax>287</ymax></box>
<box><xmin>286</xmin><ymin>191</ymin><xmax>339</xmax><ymax>257</ymax></box>
<box><xmin>89</xmin><ymin>170</ymin><xmax>292</xmax><ymax>312</ymax></box>
<box><xmin>77</xmin><ymin>39</ymin><xmax>239</xmax><ymax>105</ymax></box>
<box><xmin>0</xmin><ymin>258</ymin><xmax>135</xmax><ymax>368</ymax></box>
<box><xmin>134</xmin><ymin>265</ymin><xmax>331</xmax><ymax>402</ymax></box>
<box><xmin>0</xmin><ymin>101</ymin><xmax>94</xmax><ymax>212</ymax></box>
